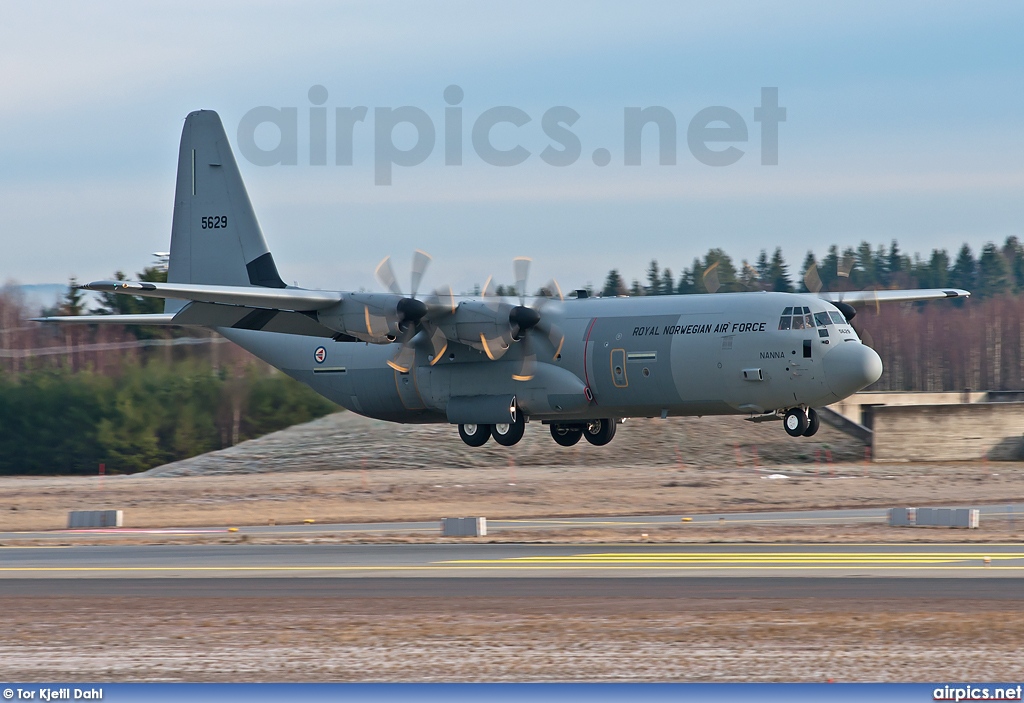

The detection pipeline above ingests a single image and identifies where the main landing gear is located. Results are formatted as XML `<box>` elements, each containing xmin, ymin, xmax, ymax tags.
<box><xmin>459</xmin><ymin>418</ymin><xmax>621</xmax><ymax>447</ymax></box>
<box><xmin>550</xmin><ymin>419</ymin><xmax>617</xmax><ymax>446</ymax></box>
<box><xmin>457</xmin><ymin>415</ymin><xmax>528</xmax><ymax>447</ymax></box>
<box><xmin>783</xmin><ymin>407</ymin><xmax>819</xmax><ymax>438</ymax></box>
<box><xmin>458</xmin><ymin>423</ymin><xmax>492</xmax><ymax>446</ymax></box>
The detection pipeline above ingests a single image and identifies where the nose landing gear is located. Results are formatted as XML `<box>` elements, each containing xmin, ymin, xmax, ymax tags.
<box><xmin>783</xmin><ymin>407</ymin><xmax>819</xmax><ymax>437</ymax></box>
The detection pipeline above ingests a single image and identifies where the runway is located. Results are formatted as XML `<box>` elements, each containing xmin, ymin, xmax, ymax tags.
<box><xmin>3</xmin><ymin>502</ymin><xmax>1023</xmax><ymax>541</ymax></box>
<box><xmin>2</xmin><ymin>542</ymin><xmax>1023</xmax><ymax>580</ymax></box>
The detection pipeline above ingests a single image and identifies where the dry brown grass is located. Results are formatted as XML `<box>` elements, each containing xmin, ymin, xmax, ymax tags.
<box><xmin>2</xmin><ymin>596</ymin><xmax>1021</xmax><ymax>681</ymax></box>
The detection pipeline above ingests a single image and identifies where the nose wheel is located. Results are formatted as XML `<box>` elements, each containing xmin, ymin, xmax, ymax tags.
<box><xmin>784</xmin><ymin>408</ymin><xmax>808</xmax><ymax>437</ymax></box>
<box><xmin>783</xmin><ymin>408</ymin><xmax>819</xmax><ymax>437</ymax></box>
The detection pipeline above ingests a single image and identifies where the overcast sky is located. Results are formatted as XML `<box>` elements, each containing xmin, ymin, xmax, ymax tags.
<box><xmin>1</xmin><ymin>1</ymin><xmax>1022</xmax><ymax>294</ymax></box>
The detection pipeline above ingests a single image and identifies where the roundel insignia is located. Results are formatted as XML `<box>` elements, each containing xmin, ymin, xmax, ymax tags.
<box><xmin>314</xmin><ymin>346</ymin><xmax>327</xmax><ymax>364</ymax></box>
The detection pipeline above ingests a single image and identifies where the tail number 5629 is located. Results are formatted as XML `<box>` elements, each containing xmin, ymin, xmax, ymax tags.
<box><xmin>201</xmin><ymin>215</ymin><xmax>228</xmax><ymax>229</ymax></box>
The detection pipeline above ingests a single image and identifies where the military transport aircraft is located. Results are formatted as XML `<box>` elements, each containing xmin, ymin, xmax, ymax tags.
<box><xmin>37</xmin><ymin>111</ymin><xmax>970</xmax><ymax>447</ymax></box>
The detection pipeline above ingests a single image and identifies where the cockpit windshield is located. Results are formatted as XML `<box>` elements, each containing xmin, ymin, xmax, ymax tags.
<box><xmin>779</xmin><ymin>307</ymin><xmax>849</xmax><ymax>331</ymax></box>
<box><xmin>778</xmin><ymin>306</ymin><xmax>816</xmax><ymax>330</ymax></box>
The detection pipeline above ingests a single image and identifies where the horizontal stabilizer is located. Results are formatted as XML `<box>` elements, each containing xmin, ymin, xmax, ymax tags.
<box><xmin>82</xmin><ymin>280</ymin><xmax>343</xmax><ymax>311</ymax></box>
<box><xmin>31</xmin><ymin>313</ymin><xmax>181</xmax><ymax>325</ymax></box>
<box><xmin>819</xmin><ymin>288</ymin><xmax>970</xmax><ymax>305</ymax></box>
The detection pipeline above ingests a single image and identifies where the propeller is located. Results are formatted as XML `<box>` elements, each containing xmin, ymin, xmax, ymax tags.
<box><xmin>803</xmin><ymin>258</ymin><xmax>879</xmax><ymax>345</ymax></box>
<box><xmin>373</xmin><ymin>251</ymin><xmax>452</xmax><ymax>372</ymax></box>
<box><xmin>505</xmin><ymin>257</ymin><xmax>565</xmax><ymax>382</ymax></box>
<box><xmin>702</xmin><ymin>261</ymin><xmax>721</xmax><ymax>294</ymax></box>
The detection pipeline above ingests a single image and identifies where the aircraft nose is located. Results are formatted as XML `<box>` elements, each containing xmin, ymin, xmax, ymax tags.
<box><xmin>824</xmin><ymin>342</ymin><xmax>883</xmax><ymax>398</ymax></box>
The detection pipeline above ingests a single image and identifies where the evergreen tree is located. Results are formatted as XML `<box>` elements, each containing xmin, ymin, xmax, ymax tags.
<box><xmin>755</xmin><ymin>250</ymin><xmax>770</xmax><ymax>283</ymax></box>
<box><xmin>949</xmin><ymin>244</ymin><xmax>977</xmax><ymax>294</ymax></box>
<box><xmin>1002</xmin><ymin>236</ymin><xmax>1024</xmax><ymax>292</ymax></box>
<box><xmin>768</xmin><ymin>247</ymin><xmax>793</xmax><ymax>292</ymax></box>
<box><xmin>601</xmin><ymin>270</ymin><xmax>626</xmax><ymax>297</ymax></box>
<box><xmin>855</xmin><ymin>241</ymin><xmax>879</xmax><ymax>288</ymax></box>
<box><xmin>676</xmin><ymin>263</ymin><xmax>699</xmax><ymax>295</ymax></box>
<box><xmin>60</xmin><ymin>277</ymin><xmax>85</xmax><ymax>316</ymax></box>
<box><xmin>701</xmin><ymin>249</ymin><xmax>738</xmax><ymax>293</ymax></box>
<box><xmin>924</xmin><ymin>249</ymin><xmax>950</xmax><ymax>289</ymax></box>
<box><xmin>660</xmin><ymin>268</ymin><xmax>674</xmax><ymax>296</ymax></box>
<box><xmin>738</xmin><ymin>260</ymin><xmax>760</xmax><ymax>290</ymax></box>
<box><xmin>645</xmin><ymin>260</ymin><xmax>660</xmax><ymax>296</ymax></box>
<box><xmin>819</xmin><ymin>245</ymin><xmax>840</xmax><ymax>291</ymax></box>
<box><xmin>977</xmin><ymin>242</ymin><xmax>1010</xmax><ymax>297</ymax></box>
<box><xmin>798</xmin><ymin>251</ymin><xmax>819</xmax><ymax>293</ymax></box>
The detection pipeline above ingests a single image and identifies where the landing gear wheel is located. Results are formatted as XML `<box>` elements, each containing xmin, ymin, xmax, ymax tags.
<box><xmin>550</xmin><ymin>424</ymin><xmax>583</xmax><ymax>447</ymax></box>
<box><xmin>492</xmin><ymin>416</ymin><xmax>526</xmax><ymax>446</ymax></box>
<box><xmin>583</xmin><ymin>418</ymin><xmax>617</xmax><ymax>446</ymax></box>
<box><xmin>459</xmin><ymin>423</ymin><xmax>492</xmax><ymax>447</ymax></box>
<box><xmin>803</xmin><ymin>408</ymin><xmax>820</xmax><ymax>437</ymax></box>
<box><xmin>784</xmin><ymin>408</ymin><xmax>809</xmax><ymax>437</ymax></box>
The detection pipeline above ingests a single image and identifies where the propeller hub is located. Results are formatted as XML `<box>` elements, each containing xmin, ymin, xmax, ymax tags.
<box><xmin>509</xmin><ymin>305</ymin><xmax>541</xmax><ymax>335</ymax></box>
<box><xmin>397</xmin><ymin>297</ymin><xmax>428</xmax><ymax>322</ymax></box>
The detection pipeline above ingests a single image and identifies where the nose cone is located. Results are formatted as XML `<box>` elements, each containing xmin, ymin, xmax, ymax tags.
<box><xmin>824</xmin><ymin>342</ymin><xmax>883</xmax><ymax>398</ymax></box>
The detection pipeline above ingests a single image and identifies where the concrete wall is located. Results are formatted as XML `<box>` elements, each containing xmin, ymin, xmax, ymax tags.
<box><xmin>829</xmin><ymin>390</ymin><xmax>987</xmax><ymax>426</ymax></box>
<box><xmin>872</xmin><ymin>402</ymin><xmax>1024</xmax><ymax>461</ymax></box>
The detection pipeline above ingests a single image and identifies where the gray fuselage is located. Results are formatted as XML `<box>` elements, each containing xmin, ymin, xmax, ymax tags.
<box><xmin>221</xmin><ymin>290</ymin><xmax>882</xmax><ymax>425</ymax></box>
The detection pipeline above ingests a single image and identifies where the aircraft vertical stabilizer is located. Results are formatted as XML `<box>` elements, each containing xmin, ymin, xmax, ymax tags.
<box><xmin>167</xmin><ymin>110</ymin><xmax>286</xmax><ymax>303</ymax></box>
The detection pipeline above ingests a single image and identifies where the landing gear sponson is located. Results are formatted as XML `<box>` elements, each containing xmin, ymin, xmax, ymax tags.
<box><xmin>457</xmin><ymin>418</ymin><xmax>620</xmax><ymax>447</ymax></box>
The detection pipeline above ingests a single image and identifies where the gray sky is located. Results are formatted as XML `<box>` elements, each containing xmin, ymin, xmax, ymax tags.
<box><xmin>1</xmin><ymin>1</ymin><xmax>1022</xmax><ymax>294</ymax></box>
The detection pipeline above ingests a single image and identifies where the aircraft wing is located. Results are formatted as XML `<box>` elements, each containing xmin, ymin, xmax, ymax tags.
<box><xmin>33</xmin><ymin>303</ymin><xmax>345</xmax><ymax>339</ymax></box>
<box><xmin>31</xmin><ymin>313</ymin><xmax>181</xmax><ymax>325</ymax></box>
<box><xmin>819</xmin><ymin>288</ymin><xmax>970</xmax><ymax>304</ymax></box>
<box><xmin>81</xmin><ymin>280</ymin><xmax>343</xmax><ymax>311</ymax></box>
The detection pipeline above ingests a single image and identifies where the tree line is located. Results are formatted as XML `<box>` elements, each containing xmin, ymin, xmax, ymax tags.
<box><xmin>597</xmin><ymin>238</ymin><xmax>1024</xmax><ymax>298</ymax></box>
<box><xmin>1</xmin><ymin>268</ymin><xmax>338</xmax><ymax>475</ymax></box>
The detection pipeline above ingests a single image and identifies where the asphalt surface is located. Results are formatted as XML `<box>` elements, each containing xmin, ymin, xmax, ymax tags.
<box><xmin>4</xmin><ymin>503</ymin><xmax>1023</xmax><ymax>541</ymax></box>
<box><xmin>2</xmin><ymin>542</ymin><xmax>1023</xmax><ymax>579</ymax></box>
<box><xmin>1</xmin><ymin>576</ymin><xmax>1023</xmax><ymax>599</ymax></box>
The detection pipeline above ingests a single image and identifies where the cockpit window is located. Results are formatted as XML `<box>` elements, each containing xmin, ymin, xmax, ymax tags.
<box><xmin>829</xmin><ymin>311</ymin><xmax>846</xmax><ymax>325</ymax></box>
<box><xmin>778</xmin><ymin>306</ymin><xmax>821</xmax><ymax>331</ymax></box>
<box><xmin>814</xmin><ymin>312</ymin><xmax>832</xmax><ymax>327</ymax></box>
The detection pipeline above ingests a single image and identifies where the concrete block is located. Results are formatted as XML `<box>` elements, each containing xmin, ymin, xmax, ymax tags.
<box><xmin>872</xmin><ymin>402</ymin><xmax>1024</xmax><ymax>462</ymax></box>
<box><xmin>441</xmin><ymin>517</ymin><xmax>487</xmax><ymax>537</ymax></box>
<box><xmin>905</xmin><ymin>507</ymin><xmax>979</xmax><ymax>529</ymax></box>
<box><xmin>67</xmin><ymin>510</ymin><xmax>123</xmax><ymax>529</ymax></box>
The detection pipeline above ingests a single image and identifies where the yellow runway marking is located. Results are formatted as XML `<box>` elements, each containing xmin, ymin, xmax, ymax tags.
<box><xmin>1</xmin><ymin>565</ymin><xmax>1024</xmax><ymax>573</ymax></box>
<box><xmin>442</xmin><ymin>551</ymin><xmax>1024</xmax><ymax>566</ymax></box>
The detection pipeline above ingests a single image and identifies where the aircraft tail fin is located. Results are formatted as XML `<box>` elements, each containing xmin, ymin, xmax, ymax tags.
<box><xmin>166</xmin><ymin>110</ymin><xmax>286</xmax><ymax>303</ymax></box>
